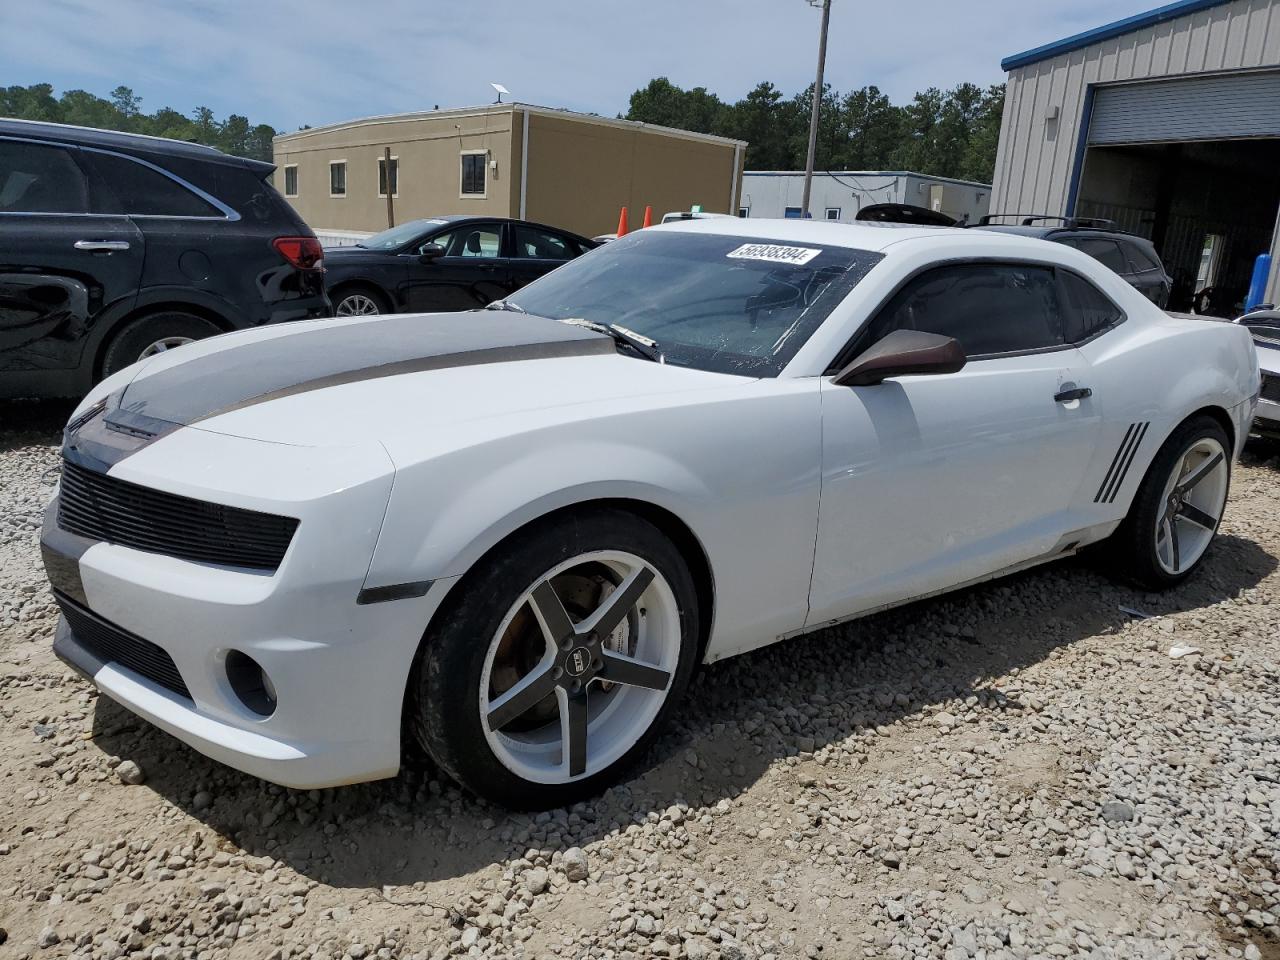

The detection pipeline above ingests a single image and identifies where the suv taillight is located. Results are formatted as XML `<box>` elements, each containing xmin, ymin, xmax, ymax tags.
<box><xmin>272</xmin><ymin>236</ymin><xmax>323</xmax><ymax>270</ymax></box>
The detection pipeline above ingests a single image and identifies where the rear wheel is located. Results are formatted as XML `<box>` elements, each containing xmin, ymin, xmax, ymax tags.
<box><xmin>410</xmin><ymin>509</ymin><xmax>700</xmax><ymax>809</ymax></box>
<box><xmin>101</xmin><ymin>311</ymin><xmax>222</xmax><ymax>379</ymax></box>
<box><xmin>1108</xmin><ymin>415</ymin><xmax>1231</xmax><ymax>588</ymax></box>
<box><xmin>332</xmin><ymin>285</ymin><xmax>388</xmax><ymax>317</ymax></box>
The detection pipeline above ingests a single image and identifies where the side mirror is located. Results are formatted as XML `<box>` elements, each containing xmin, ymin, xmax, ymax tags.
<box><xmin>418</xmin><ymin>243</ymin><xmax>445</xmax><ymax>263</ymax></box>
<box><xmin>832</xmin><ymin>329</ymin><xmax>966</xmax><ymax>387</ymax></box>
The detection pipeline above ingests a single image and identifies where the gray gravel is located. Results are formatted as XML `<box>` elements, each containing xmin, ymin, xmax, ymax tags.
<box><xmin>1</xmin><ymin>401</ymin><xmax>1278</xmax><ymax>960</ymax></box>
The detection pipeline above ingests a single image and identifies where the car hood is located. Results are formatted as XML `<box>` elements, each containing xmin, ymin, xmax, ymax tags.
<box><xmin>95</xmin><ymin>312</ymin><xmax>742</xmax><ymax>454</ymax></box>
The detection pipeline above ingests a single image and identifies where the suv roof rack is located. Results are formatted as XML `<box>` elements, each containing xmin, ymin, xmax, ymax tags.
<box><xmin>978</xmin><ymin>213</ymin><xmax>1116</xmax><ymax>229</ymax></box>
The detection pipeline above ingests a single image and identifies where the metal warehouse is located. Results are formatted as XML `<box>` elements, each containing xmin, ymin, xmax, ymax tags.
<box><xmin>273</xmin><ymin>104</ymin><xmax>746</xmax><ymax>239</ymax></box>
<box><xmin>739</xmin><ymin>171</ymin><xmax>992</xmax><ymax>224</ymax></box>
<box><xmin>991</xmin><ymin>0</ymin><xmax>1280</xmax><ymax>312</ymax></box>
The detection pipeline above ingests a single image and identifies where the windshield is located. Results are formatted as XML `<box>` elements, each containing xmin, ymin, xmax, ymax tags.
<box><xmin>506</xmin><ymin>231</ymin><xmax>883</xmax><ymax>376</ymax></box>
<box><xmin>357</xmin><ymin>219</ymin><xmax>447</xmax><ymax>250</ymax></box>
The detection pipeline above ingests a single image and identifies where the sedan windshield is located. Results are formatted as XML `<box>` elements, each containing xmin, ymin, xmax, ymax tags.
<box><xmin>357</xmin><ymin>219</ymin><xmax>448</xmax><ymax>250</ymax></box>
<box><xmin>506</xmin><ymin>230</ymin><xmax>883</xmax><ymax>376</ymax></box>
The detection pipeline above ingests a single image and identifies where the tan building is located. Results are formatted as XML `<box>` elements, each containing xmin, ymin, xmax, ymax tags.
<box><xmin>273</xmin><ymin>104</ymin><xmax>746</xmax><ymax>239</ymax></box>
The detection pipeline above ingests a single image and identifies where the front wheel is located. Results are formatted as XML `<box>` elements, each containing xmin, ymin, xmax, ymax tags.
<box><xmin>410</xmin><ymin>509</ymin><xmax>701</xmax><ymax>809</ymax></box>
<box><xmin>1109</xmin><ymin>415</ymin><xmax>1231</xmax><ymax>589</ymax></box>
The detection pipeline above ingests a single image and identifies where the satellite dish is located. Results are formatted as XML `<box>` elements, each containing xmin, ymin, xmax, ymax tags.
<box><xmin>490</xmin><ymin>82</ymin><xmax>510</xmax><ymax>103</ymax></box>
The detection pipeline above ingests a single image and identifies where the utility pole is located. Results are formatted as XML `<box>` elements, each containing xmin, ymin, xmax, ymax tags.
<box><xmin>801</xmin><ymin>0</ymin><xmax>831</xmax><ymax>219</ymax></box>
<box><xmin>383</xmin><ymin>146</ymin><xmax>395</xmax><ymax>229</ymax></box>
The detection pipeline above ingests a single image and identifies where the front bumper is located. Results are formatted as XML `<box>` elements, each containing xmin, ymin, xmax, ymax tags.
<box><xmin>41</xmin><ymin>428</ymin><xmax>451</xmax><ymax>789</ymax></box>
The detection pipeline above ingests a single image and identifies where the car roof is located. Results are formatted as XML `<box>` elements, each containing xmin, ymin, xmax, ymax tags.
<box><xmin>654</xmin><ymin>216</ymin><xmax>959</xmax><ymax>252</ymax></box>
<box><xmin>408</xmin><ymin>215</ymin><xmax>593</xmax><ymax>242</ymax></box>
<box><xmin>0</xmin><ymin>118</ymin><xmax>267</xmax><ymax>171</ymax></box>
<box><xmin>975</xmin><ymin>224</ymin><xmax>1151</xmax><ymax>245</ymax></box>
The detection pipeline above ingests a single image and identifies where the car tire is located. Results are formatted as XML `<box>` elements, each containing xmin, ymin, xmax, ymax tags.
<box><xmin>331</xmin><ymin>285</ymin><xmax>389</xmax><ymax>317</ymax></box>
<box><xmin>1107</xmin><ymin>414</ymin><xmax>1231</xmax><ymax>589</ymax></box>
<box><xmin>101</xmin><ymin>311</ymin><xmax>223</xmax><ymax>380</ymax></box>
<box><xmin>409</xmin><ymin>507</ymin><xmax>701</xmax><ymax>809</ymax></box>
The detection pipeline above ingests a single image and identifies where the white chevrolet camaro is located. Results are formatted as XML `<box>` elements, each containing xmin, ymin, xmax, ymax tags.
<box><xmin>42</xmin><ymin>219</ymin><xmax>1259</xmax><ymax>808</ymax></box>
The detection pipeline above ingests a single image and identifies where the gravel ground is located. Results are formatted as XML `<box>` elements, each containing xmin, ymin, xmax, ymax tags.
<box><xmin>1</xmin><ymin>398</ymin><xmax>1278</xmax><ymax>960</ymax></box>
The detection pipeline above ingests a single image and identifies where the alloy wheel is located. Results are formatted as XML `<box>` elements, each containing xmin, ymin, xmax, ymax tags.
<box><xmin>335</xmin><ymin>293</ymin><xmax>381</xmax><ymax>316</ymax></box>
<box><xmin>137</xmin><ymin>336</ymin><xmax>195</xmax><ymax>362</ymax></box>
<box><xmin>1154</xmin><ymin>436</ymin><xmax>1228</xmax><ymax>575</ymax></box>
<box><xmin>479</xmin><ymin>550</ymin><xmax>680</xmax><ymax>784</ymax></box>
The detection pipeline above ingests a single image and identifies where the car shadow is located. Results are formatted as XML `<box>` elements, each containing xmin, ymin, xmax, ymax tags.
<box><xmin>89</xmin><ymin>532</ymin><xmax>1275</xmax><ymax>894</ymax></box>
<box><xmin>0</xmin><ymin>398</ymin><xmax>75</xmax><ymax>453</ymax></box>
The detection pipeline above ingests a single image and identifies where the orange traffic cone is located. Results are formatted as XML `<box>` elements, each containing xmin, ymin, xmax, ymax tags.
<box><xmin>641</xmin><ymin>205</ymin><xmax>653</xmax><ymax>228</ymax></box>
<box><xmin>616</xmin><ymin>206</ymin><xmax>629</xmax><ymax>237</ymax></box>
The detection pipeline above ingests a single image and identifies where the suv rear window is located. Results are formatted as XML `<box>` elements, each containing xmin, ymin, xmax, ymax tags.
<box><xmin>1061</xmin><ymin>237</ymin><xmax>1128</xmax><ymax>274</ymax></box>
<box><xmin>1123</xmin><ymin>241</ymin><xmax>1162</xmax><ymax>273</ymax></box>
<box><xmin>87</xmin><ymin>151</ymin><xmax>222</xmax><ymax>218</ymax></box>
<box><xmin>0</xmin><ymin>140</ymin><xmax>89</xmax><ymax>214</ymax></box>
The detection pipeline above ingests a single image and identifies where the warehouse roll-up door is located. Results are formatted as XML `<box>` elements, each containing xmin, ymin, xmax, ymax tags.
<box><xmin>1088</xmin><ymin>71</ymin><xmax>1280</xmax><ymax>145</ymax></box>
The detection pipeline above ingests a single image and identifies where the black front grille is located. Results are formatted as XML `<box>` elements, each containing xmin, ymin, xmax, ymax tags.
<box><xmin>54</xmin><ymin>591</ymin><xmax>190</xmax><ymax>699</ymax></box>
<box><xmin>57</xmin><ymin>460</ymin><xmax>299</xmax><ymax>571</ymax></box>
<box><xmin>1262</xmin><ymin>374</ymin><xmax>1280</xmax><ymax>404</ymax></box>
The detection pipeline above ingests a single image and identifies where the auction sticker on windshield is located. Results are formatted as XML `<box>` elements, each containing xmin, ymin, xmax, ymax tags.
<box><xmin>726</xmin><ymin>243</ymin><xmax>822</xmax><ymax>266</ymax></box>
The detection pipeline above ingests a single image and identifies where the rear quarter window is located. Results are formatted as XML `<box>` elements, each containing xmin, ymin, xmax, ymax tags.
<box><xmin>86</xmin><ymin>151</ymin><xmax>222</xmax><ymax>218</ymax></box>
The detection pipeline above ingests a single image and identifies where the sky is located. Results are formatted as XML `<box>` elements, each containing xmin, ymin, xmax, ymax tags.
<box><xmin>3</xmin><ymin>0</ymin><xmax>1162</xmax><ymax>131</ymax></box>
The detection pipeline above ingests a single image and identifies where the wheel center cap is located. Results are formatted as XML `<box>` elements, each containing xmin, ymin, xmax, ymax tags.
<box><xmin>565</xmin><ymin>646</ymin><xmax>593</xmax><ymax>678</ymax></box>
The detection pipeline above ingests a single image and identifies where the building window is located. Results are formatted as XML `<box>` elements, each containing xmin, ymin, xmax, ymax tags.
<box><xmin>825</xmin><ymin>207</ymin><xmax>841</xmax><ymax>221</ymax></box>
<box><xmin>738</xmin><ymin>206</ymin><xmax>750</xmax><ymax>218</ymax></box>
<box><xmin>283</xmin><ymin>165</ymin><xmax>298</xmax><ymax>198</ymax></box>
<box><xmin>329</xmin><ymin>161</ymin><xmax>346</xmax><ymax>197</ymax></box>
<box><xmin>378</xmin><ymin>156</ymin><xmax>398</xmax><ymax>198</ymax></box>
<box><xmin>460</xmin><ymin>152</ymin><xmax>487</xmax><ymax>197</ymax></box>
<box><xmin>784</xmin><ymin>206</ymin><xmax>803</xmax><ymax>219</ymax></box>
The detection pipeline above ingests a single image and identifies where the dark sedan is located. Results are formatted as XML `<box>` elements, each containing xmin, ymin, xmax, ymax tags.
<box><xmin>324</xmin><ymin>216</ymin><xmax>598</xmax><ymax>316</ymax></box>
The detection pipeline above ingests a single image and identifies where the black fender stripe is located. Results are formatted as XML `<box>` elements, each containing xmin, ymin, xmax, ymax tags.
<box><xmin>1095</xmin><ymin>423</ymin><xmax>1137</xmax><ymax>503</ymax></box>
<box><xmin>1104</xmin><ymin>421</ymin><xmax>1149</xmax><ymax>504</ymax></box>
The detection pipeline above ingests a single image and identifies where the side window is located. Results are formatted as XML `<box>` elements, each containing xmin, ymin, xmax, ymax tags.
<box><xmin>1060</xmin><ymin>271</ymin><xmax>1124</xmax><ymax>342</ymax></box>
<box><xmin>865</xmin><ymin>263</ymin><xmax>1065</xmax><ymax>358</ymax></box>
<box><xmin>514</xmin><ymin>225</ymin><xmax>574</xmax><ymax>260</ymax></box>
<box><xmin>427</xmin><ymin>226</ymin><xmax>501</xmax><ymax>257</ymax></box>
<box><xmin>88</xmin><ymin>152</ymin><xmax>221</xmax><ymax>217</ymax></box>
<box><xmin>1066</xmin><ymin>237</ymin><xmax>1128</xmax><ymax>274</ymax></box>
<box><xmin>0</xmin><ymin>140</ymin><xmax>89</xmax><ymax>214</ymax></box>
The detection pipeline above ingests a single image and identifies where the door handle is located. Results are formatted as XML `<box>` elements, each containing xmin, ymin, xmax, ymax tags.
<box><xmin>74</xmin><ymin>240</ymin><xmax>130</xmax><ymax>252</ymax></box>
<box><xmin>1054</xmin><ymin>386</ymin><xmax>1092</xmax><ymax>403</ymax></box>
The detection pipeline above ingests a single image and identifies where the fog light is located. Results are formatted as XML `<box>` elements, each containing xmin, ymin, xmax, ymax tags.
<box><xmin>225</xmin><ymin>650</ymin><xmax>277</xmax><ymax>717</ymax></box>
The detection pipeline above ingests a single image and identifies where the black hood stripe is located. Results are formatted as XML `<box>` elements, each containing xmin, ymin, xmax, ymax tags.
<box><xmin>65</xmin><ymin>313</ymin><xmax>614</xmax><ymax>471</ymax></box>
<box><xmin>112</xmin><ymin>312</ymin><xmax>612</xmax><ymax>430</ymax></box>
<box><xmin>200</xmin><ymin>336</ymin><xmax>614</xmax><ymax>420</ymax></box>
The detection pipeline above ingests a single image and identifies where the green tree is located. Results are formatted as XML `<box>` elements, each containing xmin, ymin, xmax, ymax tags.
<box><xmin>0</xmin><ymin>84</ymin><xmax>279</xmax><ymax>161</ymax></box>
<box><xmin>841</xmin><ymin>86</ymin><xmax>900</xmax><ymax>170</ymax></box>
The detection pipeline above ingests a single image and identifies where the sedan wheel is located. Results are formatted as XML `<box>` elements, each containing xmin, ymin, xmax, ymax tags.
<box><xmin>1107</xmin><ymin>414</ymin><xmax>1231</xmax><ymax>589</ymax></box>
<box><xmin>481</xmin><ymin>551</ymin><xmax>681</xmax><ymax>784</ymax></box>
<box><xmin>411</xmin><ymin>508</ymin><xmax>700</xmax><ymax>808</ymax></box>
<box><xmin>334</xmin><ymin>293</ymin><xmax>381</xmax><ymax>316</ymax></box>
<box><xmin>1153</xmin><ymin>437</ymin><xmax>1228</xmax><ymax>576</ymax></box>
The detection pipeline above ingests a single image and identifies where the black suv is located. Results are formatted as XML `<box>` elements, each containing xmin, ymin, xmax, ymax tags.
<box><xmin>0</xmin><ymin>120</ymin><xmax>327</xmax><ymax>400</ymax></box>
<box><xmin>974</xmin><ymin>215</ymin><xmax>1172</xmax><ymax>308</ymax></box>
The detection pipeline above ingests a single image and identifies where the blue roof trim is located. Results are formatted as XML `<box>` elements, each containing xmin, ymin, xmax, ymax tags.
<box><xmin>742</xmin><ymin>170</ymin><xmax>992</xmax><ymax>188</ymax></box>
<box><xmin>1001</xmin><ymin>0</ymin><xmax>1232</xmax><ymax>71</ymax></box>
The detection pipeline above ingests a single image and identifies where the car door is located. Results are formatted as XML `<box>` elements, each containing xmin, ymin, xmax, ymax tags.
<box><xmin>508</xmin><ymin>223</ymin><xmax>583</xmax><ymax>291</ymax></box>
<box><xmin>403</xmin><ymin>221</ymin><xmax>512</xmax><ymax>312</ymax></box>
<box><xmin>808</xmin><ymin>261</ymin><xmax>1103</xmax><ymax>626</ymax></box>
<box><xmin>0</xmin><ymin>137</ymin><xmax>143</xmax><ymax>373</ymax></box>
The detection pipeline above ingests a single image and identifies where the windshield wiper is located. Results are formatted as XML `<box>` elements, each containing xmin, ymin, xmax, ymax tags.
<box><xmin>485</xmin><ymin>299</ymin><xmax>527</xmax><ymax>314</ymax></box>
<box><xmin>559</xmin><ymin>319</ymin><xmax>662</xmax><ymax>363</ymax></box>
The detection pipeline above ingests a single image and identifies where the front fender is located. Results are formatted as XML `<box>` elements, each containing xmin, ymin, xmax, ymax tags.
<box><xmin>364</xmin><ymin>436</ymin><xmax>715</xmax><ymax>589</ymax></box>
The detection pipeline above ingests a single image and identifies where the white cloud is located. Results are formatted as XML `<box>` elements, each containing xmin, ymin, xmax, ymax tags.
<box><xmin>1</xmin><ymin>0</ymin><xmax>1160</xmax><ymax>129</ymax></box>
